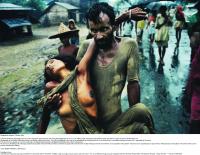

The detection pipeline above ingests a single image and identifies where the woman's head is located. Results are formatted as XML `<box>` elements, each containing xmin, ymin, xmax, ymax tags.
<box><xmin>45</xmin><ymin>59</ymin><xmax>65</xmax><ymax>76</ymax></box>
<box><xmin>159</xmin><ymin>6</ymin><xmax>167</xmax><ymax>15</ymax></box>
<box><xmin>176</xmin><ymin>5</ymin><xmax>183</xmax><ymax>13</ymax></box>
<box><xmin>44</xmin><ymin>55</ymin><xmax>77</xmax><ymax>83</ymax></box>
<box><xmin>68</xmin><ymin>19</ymin><xmax>76</xmax><ymax>29</ymax></box>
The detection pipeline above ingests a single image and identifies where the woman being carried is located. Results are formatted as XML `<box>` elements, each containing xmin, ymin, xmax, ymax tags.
<box><xmin>37</xmin><ymin>40</ymin><xmax>97</xmax><ymax>134</ymax></box>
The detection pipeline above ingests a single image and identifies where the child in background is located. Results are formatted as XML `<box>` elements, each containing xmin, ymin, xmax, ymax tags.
<box><xmin>174</xmin><ymin>5</ymin><xmax>185</xmax><ymax>47</ymax></box>
<box><xmin>136</xmin><ymin>19</ymin><xmax>145</xmax><ymax>43</ymax></box>
<box><xmin>147</xmin><ymin>11</ymin><xmax>156</xmax><ymax>49</ymax></box>
<box><xmin>68</xmin><ymin>19</ymin><xmax>80</xmax><ymax>46</ymax></box>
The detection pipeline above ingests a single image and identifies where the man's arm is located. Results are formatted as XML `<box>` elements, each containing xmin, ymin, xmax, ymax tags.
<box><xmin>114</xmin><ymin>8</ymin><xmax>147</xmax><ymax>26</ymax></box>
<box><xmin>37</xmin><ymin>81</ymin><xmax>61</xmax><ymax>134</ymax></box>
<box><xmin>127</xmin><ymin>81</ymin><xmax>140</xmax><ymax>107</ymax></box>
<box><xmin>126</xmin><ymin>39</ymin><xmax>140</xmax><ymax>107</ymax></box>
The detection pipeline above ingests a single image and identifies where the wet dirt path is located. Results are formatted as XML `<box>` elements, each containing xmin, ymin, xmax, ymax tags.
<box><xmin>121</xmin><ymin>28</ymin><xmax>190</xmax><ymax>133</ymax></box>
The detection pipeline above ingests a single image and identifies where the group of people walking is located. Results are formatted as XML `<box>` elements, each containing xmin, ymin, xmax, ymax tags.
<box><xmin>122</xmin><ymin>5</ymin><xmax>185</xmax><ymax>66</ymax></box>
<box><xmin>120</xmin><ymin>3</ymin><xmax>200</xmax><ymax>133</ymax></box>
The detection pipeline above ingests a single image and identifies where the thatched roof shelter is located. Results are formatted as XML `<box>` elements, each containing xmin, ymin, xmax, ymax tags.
<box><xmin>39</xmin><ymin>2</ymin><xmax>79</xmax><ymax>26</ymax></box>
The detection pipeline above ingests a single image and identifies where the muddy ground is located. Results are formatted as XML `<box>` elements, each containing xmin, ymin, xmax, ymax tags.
<box><xmin>0</xmin><ymin>24</ymin><xmax>190</xmax><ymax>134</ymax></box>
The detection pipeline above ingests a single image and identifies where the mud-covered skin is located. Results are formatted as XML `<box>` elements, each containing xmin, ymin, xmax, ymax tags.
<box><xmin>77</xmin><ymin>37</ymin><xmax>139</xmax><ymax>125</ymax></box>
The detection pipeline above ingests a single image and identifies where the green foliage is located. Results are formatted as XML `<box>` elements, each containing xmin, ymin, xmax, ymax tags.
<box><xmin>25</xmin><ymin>0</ymin><xmax>45</xmax><ymax>11</ymax></box>
<box><xmin>0</xmin><ymin>0</ymin><xmax>45</xmax><ymax>11</ymax></box>
<box><xmin>0</xmin><ymin>0</ymin><xmax>26</xmax><ymax>5</ymax></box>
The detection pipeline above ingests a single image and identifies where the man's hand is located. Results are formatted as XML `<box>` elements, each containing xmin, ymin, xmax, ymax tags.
<box><xmin>43</xmin><ymin>93</ymin><xmax>62</xmax><ymax>113</ymax></box>
<box><xmin>129</xmin><ymin>7</ymin><xmax>147</xmax><ymax>21</ymax></box>
<box><xmin>114</xmin><ymin>7</ymin><xmax>147</xmax><ymax>27</ymax></box>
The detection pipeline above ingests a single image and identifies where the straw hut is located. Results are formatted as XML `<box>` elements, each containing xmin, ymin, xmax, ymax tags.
<box><xmin>39</xmin><ymin>2</ymin><xmax>79</xmax><ymax>26</ymax></box>
<box><xmin>59</xmin><ymin>0</ymin><xmax>98</xmax><ymax>23</ymax></box>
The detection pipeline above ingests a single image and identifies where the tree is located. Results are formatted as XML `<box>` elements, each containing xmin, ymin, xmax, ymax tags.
<box><xmin>0</xmin><ymin>0</ymin><xmax>45</xmax><ymax>12</ymax></box>
<box><xmin>0</xmin><ymin>0</ymin><xmax>26</xmax><ymax>5</ymax></box>
<box><xmin>25</xmin><ymin>0</ymin><xmax>45</xmax><ymax>12</ymax></box>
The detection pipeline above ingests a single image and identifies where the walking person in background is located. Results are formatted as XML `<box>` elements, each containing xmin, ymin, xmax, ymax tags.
<box><xmin>68</xmin><ymin>19</ymin><xmax>80</xmax><ymax>46</ymax></box>
<box><xmin>174</xmin><ymin>5</ymin><xmax>185</xmax><ymax>47</ymax></box>
<box><xmin>136</xmin><ymin>19</ymin><xmax>145</xmax><ymax>44</ymax></box>
<box><xmin>146</xmin><ymin>11</ymin><xmax>156</xmax><ymax>52</ymax></box>
<box><xmin>155</xmin><ymin>6</ymin><xmax>169</xmax><ymax>66</ymax></box>
<box><xmin>49</xmin><ymin>23</ymin><xmax>79</xmax><ymax>58</ymax></box>
<box><xmin>122</xmin><ymin>19</ymin><xmax>134</xmax><ymax>37</ymax></box>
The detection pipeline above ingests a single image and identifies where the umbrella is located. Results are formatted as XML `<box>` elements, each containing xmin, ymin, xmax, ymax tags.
<box><xmin>146</xmin><ymin>1</ymin><xmax>177</xmax><ymax>10</ymax></box>
<box><xmin>129</xmin><ymin>0</ymin><xmax>158</xmax><ymax>9</ymax></box>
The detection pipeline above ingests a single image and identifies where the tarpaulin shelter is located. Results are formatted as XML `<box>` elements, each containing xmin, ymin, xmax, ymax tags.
<box><xmin>0</xmin><ymin>3</ymin><xmax>34</xmax><ymax>40</ymax></box>
<box><xmin>130</xmin><ymin>0</ymin><xmax>158</xmax><ymax>10</ymax></box>
<box><xmin>146</xmin><ymin>1</ymin><xmax>177</xmax><ymax>10</ymax></box>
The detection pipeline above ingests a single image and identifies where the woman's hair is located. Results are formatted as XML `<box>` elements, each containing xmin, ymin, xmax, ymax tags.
<box><xmin>152</xmin><ymin>10</ymin><xmax>157</xmax><ymax>18</ymax></box>
<box><xmin>85</xmin><ymin>2</ymin><xmax>115</xmax><ymax>26</ymax></box>
<box><xmin>44</xmin><ymin>55</ymin><xmax>78</xmax><ymax>84</ymax></box>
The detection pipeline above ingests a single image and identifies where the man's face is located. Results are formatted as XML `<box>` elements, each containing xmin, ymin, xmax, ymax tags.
<box><xmin>88</xmin><ymin>12</ymin><xmax>113</xmax><ymax>49</ymax></box>
<box><xmin>60</xmin><ymin>36</ymin><xmax>69</xmax><ymax>45</ymax></box>
<box><xmin>69</xmin><ymin>22</ymin><xmax>75</xmax><ymax>29</ymax></box>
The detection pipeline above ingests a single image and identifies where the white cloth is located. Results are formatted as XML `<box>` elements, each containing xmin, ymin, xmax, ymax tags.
<box><xmin>123</xmin><ymin>21</ymin><xmax>133</xmax><ymax>36</ymax></box>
